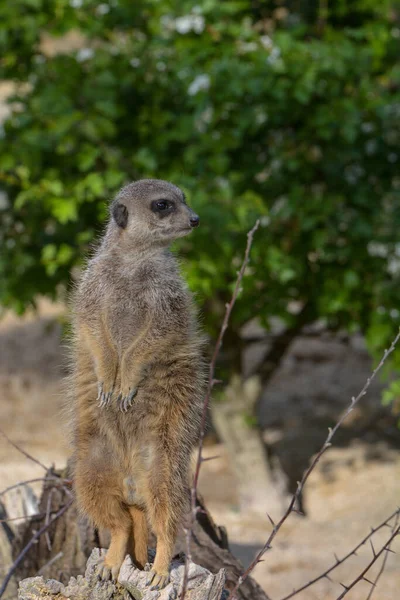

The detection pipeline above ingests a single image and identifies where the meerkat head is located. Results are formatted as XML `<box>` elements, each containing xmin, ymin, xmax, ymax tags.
<box><xmin>110</xmin><ymin>179</ymin><xmax>199</xmax><ymax>245</ymax></box>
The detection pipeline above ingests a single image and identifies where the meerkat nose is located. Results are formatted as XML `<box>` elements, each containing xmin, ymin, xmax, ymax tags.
<box><xmin>189</xmin><ymin>215</ymin><xmax>200</xmax><ymax>228</ymax></box>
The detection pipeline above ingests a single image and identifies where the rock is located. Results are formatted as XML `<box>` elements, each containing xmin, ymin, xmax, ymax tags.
<box><xmin>18</xmin><ymin>549</ymin><xmax>227</xmax><ymax>600</ymax></box>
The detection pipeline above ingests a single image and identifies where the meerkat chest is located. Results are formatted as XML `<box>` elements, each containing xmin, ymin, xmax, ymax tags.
<box><xmin>107</xmin><ymin>294</ymin><xmax>147</xmax><ymax>349</ymax></box>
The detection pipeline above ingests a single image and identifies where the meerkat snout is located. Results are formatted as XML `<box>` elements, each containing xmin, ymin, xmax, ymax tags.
<box><xmin>189</xmin><ymin>215</ymin><xmax>200</xmax><ymax>228</ymax></box>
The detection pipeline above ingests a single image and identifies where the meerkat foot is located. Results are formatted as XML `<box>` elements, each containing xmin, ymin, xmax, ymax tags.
<box><xmin>97</xmin><ymin>383</ymin><xmax>114</xmax><ymax>408</ymax></box>
<box><xmin>95</xmin><ymin>555</ymin><xmax>122</xmax><ymax>582</ymax></box>
<box><xmin>146</xmin><ymin>568</ymin><xmax>170</xmax><ymax>590</ymax></box>
<box><xmin>117</xmin><ymin>388</ymin><xmax>137</xmax><ymax>412</ymax></box>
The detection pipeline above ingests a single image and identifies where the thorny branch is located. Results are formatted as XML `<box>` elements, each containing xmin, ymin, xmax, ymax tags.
<box><xmin>336</xmin><ymin>524</ymin><xmax>400</xmax><ymax>599</ymax></box>
<box><xmin>0</xmin><ymin>510</ymin><xmax>66</xmax><ymax>524</ymax></box>
<box><xmin>279</xmin><ymin>508</ymin><xmax>400</xmax><ymax>599</ymax></box>
<box><xmin>365</xmin><ymin>511</ymin><xmax>399</xmax><ymax>600</ymax></box>
<box><xmin>227</xmin><ymin>328</ymin><xmax>400</xmax><ymax>600</ymax></box>
<box><xmin>0</xmin><ymin>428</ymin><xmax>48</xmax><ymax>471</ymax></box>
<box><xmin>0</xmin><ymin>498</ymin><xmax>73</xmax><ymax>599</ymax></box>
<box><xmin>0</xmin><ymin>477</ymin><xmax>71</xmax><ymax>498</ymax></box>
<box><xmin>180</xmin><ymin>219</ymin><xmax>260</xmax><ymax>600</ymax></box>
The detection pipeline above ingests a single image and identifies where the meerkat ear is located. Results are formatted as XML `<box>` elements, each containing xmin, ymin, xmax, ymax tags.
<box><xmin>112</xmin><ymin>203</ymin><xmax>128</xmax><ymax>229</ymax></box>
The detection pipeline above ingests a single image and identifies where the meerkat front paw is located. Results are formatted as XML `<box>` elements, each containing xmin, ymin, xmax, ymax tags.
<box><xmin>97</xmin><ymin>382</ymin><xmax>114</xmax><ymax>408</ymax></box>
<box><xmin>145</xmin><ymin>567</ymin><xmax>170</xmax><ymax>591</ymax></box>
<box><xmin>117</xmin><ymin>387</ymin><xmax>138</xmax><ymax>412</ymax></box>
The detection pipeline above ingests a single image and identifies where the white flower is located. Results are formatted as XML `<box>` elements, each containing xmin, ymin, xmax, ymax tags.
<box><xmin>195</xmin><ymin>106</ymin><xmax>213</xmax><ymax>132</ymax></box>
<box><xmin>267</xmin><ymin>46</ymin><xmax>281</xmax><ymax>65</ymax></box>
<box><xmin>260</xmin><ymin>35</ymin><xmax>273</xmax><ymax>49</ymax></box>
<box><xmin>188</xmin><ymin>74</ymin><xmax>210</xmax><ymax>96</ymax></box>
<box><xmin>96</xmin><ymin>3</ymin><xmax>110</xmax><ymax>15</ymax></box>
<box><xmin>365</xmin><ymin>140</ymin><xmax>377</xmax><ymax>155</ymax></box>
<box><xmin>367</xmin><ymin>242</ymin><xmax>388</xmax><ymax>258</ymax></box>
<box><xmin>76</xmin><ymin>48</ymin><xmax>94</xmax><ymax>62</ymax></box>
<box><xmin>130</xmin><ymin>58</ymin><xmax>141</xmax><ymax>68</ymax></box>
<box><xmin>175</xmin><ymin>14</ymin><xmax>205</xmax><ymax>34</ymax></box>
<box><xmin>388</xmin><ymin>257</ymin><xmax>400</xmax><ymax>276</ymax></box>
<box><xmin>70</xmin><ymin>0</ymin><xmax>83</xmax><ymax>7</ymax></box>
<box><xmin>0</xmin><ymin>190</ymin><xmax>9</xmax><ymax>209</ymax></box>
<box><xmin>344</xmin><ymin>163</ymin><xmax>364</xmax><ymax>185</ymax></box>
<box><xmin>361</xmin><ymin>122</ymin><xmax>374</xmax><ymax>133</ymax></box>
<box><xmin>239</xmin><ymin>42</ymin><xmax>258</xmax><ymax>53</ymax></box>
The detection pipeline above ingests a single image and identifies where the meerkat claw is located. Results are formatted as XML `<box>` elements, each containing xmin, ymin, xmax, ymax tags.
<box><xmin>146</xmin><ymin>568</ymin><xmax>169</xmax><ymax>590</ymax></box>
<box><xmin>105</xmin><ymin>389</ymin><xmax>114</xmax><ymax>406</ymax></box>
<box><xmin>95</xmin><ymin>556</ymin><xmax>112</xmax><ymax>581</ymax></box>
<box><xmin>118</xmin><ymin>388</ymin><xmax>137</xmax><ymax>412</ymax></box>
<box><xmin>98</xmin><ymin>385</ymin><xmax>114</xmax><ymax>408</ymax></box>
<box><xmin>97</xmin><ymin>382</ymin><xmax>103</xmax><ymax>405</ymax></box>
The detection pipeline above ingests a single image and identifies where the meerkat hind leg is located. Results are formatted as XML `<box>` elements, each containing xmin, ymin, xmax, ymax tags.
<box><xmin>96</xmin><ymin>522</ymin><xmax>131</xmax><ymax>582</ymax></box>
<box><xmin>145</xmin><ymin>499</ymin><xmax>177</xmax><ymax>590</ymax></box>
<box><xmin>128</xmin><ymin>505</ymin><xmax>149</xmax><ymax>569</ymax></box>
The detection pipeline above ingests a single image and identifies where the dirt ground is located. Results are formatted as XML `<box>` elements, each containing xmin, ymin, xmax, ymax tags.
<box><xmin>0</xmin><ymin>301</ymin><xmax>399</xmax><ymax>599</ymax></box>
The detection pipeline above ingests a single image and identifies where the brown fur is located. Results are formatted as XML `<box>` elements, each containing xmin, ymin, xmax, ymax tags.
<box><xmin>68</xmin><ymin>179</ymin><xmax>206</xmax><ymax>588</ymax></box>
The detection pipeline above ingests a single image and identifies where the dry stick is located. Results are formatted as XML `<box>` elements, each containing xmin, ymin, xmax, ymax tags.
<box><xmin>0</xmin><ymin>477</ymin><xmax>67</xmax><ymax>498</ymax></box>
<box><xmin>0</xmin><ymin>428</ymin><xmax>48</xmax><ymax>471</ymax></box>
<box><xmin>180</xmin><ymin>219</ymin><xmax>260</xmax><ymax>600</ymax></box>
<box><xmin>227</xmin><ymin>328</ymin><xmax>400</xmax><ymax>600</ymax></box>
<box><xmin>365</xmin><ymin>511</ymin><xmax>400</xmax><ymax>600</ymax></box>
<box><xmin>0</xmin><ymin>510</ymin><xmax>62</xmax><ymax>523</ymax></box>
<box><xmin>0</xmin><ymin>498</ymin><xmax>73</xmax><ymax>599</ymax></box>
<box><xmin>44</xmin><ymin>487</ymin><xmax>56</xmax><ymax>552</ymax></box>
<box><xmin>37</xmin><ymin>551</ymin><xmax>64</xmax><ymax>576</ymax></box>
<box><xmin>279</xmin><ymin>508</ymin><xmax>400</xmax><ymax>600</ymax></box>
<box><xmin>336</xmin><ymin>525</ymin><xmax>400</xmax><ymax>599</ymax></box>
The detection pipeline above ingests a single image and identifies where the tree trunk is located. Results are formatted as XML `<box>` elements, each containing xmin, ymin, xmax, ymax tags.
<box><xmin>211</xmin><ymin>376</ymin><xmax>288</xmax><ymax>520</ymax></box>
<box><xmin>19</xmin><ymin>548</ymin><xmax>227</xmax><ymax>600</ymax></box>
<box><xmin>6</xmin><ymin>468</ymin><xmax>269</xmax><ymax>600</ymax></box>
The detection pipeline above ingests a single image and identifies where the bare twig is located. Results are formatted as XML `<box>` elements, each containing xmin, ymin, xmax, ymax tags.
<box><xmin>0</xmin><ymin>428</ymin><xmax>48</xmax><ymax>471</ymax></box>
<box><xmin>279</xmin><ymin>508</ymin><xmax>400</xmax><ymax>599</ymax></box>
<box><xmin>0</xmin><ymin>510</ymin><xmax>61</xmax><ymax>523</ymax></box>
<box><xmin>336</xmin><ymin>525</ymin><xmax>400</xmax><ymax>599</ymax></box>
<box><xmin>227</xmin><ymin>329</ymin><xmax>400</xmax><ymax>600</ymax></box>
<box><xmin>365</xmin><ymin>511</ymin><xmax>400</xmax><ymax>600</ymax></box>
<box><xmin>0</xmin><ymin>498</ymin><xmax>73</xmax><ymax>599</ymax></box>
<box><xmin>37</xmin><ymin>551</ymin><xmax>63</xmax><ymax>575</ymax></box>
<box><xmin>0</xmin><ymin>477</ymin><xmax>67</xmax><ymax>498</ymax></box>
<box><xmin>180</xmin><ymin>220</ymin><xmax>260</xmax><ymax>600</ymax></box>
<box><xmin>44</xmin><ymin>487</ymin><xmax>56</xmax><ymax>552</ymax></box>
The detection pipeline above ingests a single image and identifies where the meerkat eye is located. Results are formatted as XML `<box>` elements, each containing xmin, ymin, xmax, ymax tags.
<box><xmin>157</xmin><ymin>201</ymin><xmax>169</xmax><ymax>210</ymax></box>
<box><xmin>151</xmin><ymin>199</ymin><xmax>174</xmax><ymax>214</ymax></box>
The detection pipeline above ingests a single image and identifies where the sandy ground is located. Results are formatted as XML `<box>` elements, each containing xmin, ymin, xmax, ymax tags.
<box><xmin>0</xmin><ymin>302</ymin><xmax>399</xmax><ymax>599</ymax></box>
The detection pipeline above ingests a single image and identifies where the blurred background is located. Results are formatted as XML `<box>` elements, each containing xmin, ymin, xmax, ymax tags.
<box><xmin>1</xmin><ymin>1</ymin><xmax>400</xmax><ymax>598</ymax></box>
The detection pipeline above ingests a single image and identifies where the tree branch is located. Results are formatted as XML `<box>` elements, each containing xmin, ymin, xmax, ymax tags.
<box><xmin>336</xmin><ymin>525</ymin><xmax>400</xmax><ymax>599</ymax></box>
<box><xmin>365</xmin><ymin>511</ymin><xmax>399</xmax><ymax>600</ymax></box>
<box><xmin>227</xmin><ymin>328</ymin><xmax>400</xmax><ymax>600</ymax></box>
<box><xmin>279</xmin><ymin>508</ymin><xmax>400</xmax><ymax>599</ymax></box>
<box><xmin>0</xmin><ymin>428</ymin><xmax>48</xmax><ymax>471</ymax></box>
<box><xmin>181</xmin><ymin>219</ymin><xmax>260</xmax><ymax>600</ymax></box>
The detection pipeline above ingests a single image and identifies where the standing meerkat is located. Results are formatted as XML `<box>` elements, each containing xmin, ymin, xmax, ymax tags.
<box><xmin>69</xmin><ymin>179</ymin><xmax>206</xmax><ymax>590</ymax></box>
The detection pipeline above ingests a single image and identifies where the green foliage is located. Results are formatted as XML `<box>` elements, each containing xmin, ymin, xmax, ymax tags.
<box><xmin>1</xmin><ymin>0</ymin><xmax>400</xmax><ymax>396</ymax></box>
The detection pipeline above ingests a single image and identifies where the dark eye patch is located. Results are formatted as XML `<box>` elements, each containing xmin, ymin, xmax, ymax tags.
<box><xmin>151</xmin><ymin>199</ymin><xmax>175</xmax><ymax>217</ymax></box>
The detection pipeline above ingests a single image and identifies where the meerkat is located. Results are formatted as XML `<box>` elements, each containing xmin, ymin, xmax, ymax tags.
<box><xmin>69</xmin><ymin>179</ymin><xmax>206</xmax><ymax>590</ymax></box>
